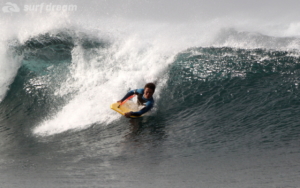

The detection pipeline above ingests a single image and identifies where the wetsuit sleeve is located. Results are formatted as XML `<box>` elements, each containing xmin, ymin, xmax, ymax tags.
<box><xmin>131</xmin><ymin>101</ymin><xmax>153</xmax><ymax>116</ymax></box>
<box><xmin>120</xmin><ymin>90</ymin><xmax>135</xmax><ymax>101</ymax></box>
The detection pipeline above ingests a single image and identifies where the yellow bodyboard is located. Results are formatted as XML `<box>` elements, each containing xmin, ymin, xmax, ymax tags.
<box><xmin>110</xmin><ymin>102</ymin><xmax>141</xmax><ymax>118</ymax></box>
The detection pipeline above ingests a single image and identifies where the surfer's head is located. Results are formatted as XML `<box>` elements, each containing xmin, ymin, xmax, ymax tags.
<box><xmin>144</xmin><ymin>83</ymin><xmax>155</xmax><ymax>99</ymax></box>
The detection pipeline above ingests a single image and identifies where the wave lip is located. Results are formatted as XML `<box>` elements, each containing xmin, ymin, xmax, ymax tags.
<box><xmin>0</xmin><ymin>42</ymin><xmax>22</xmax><ymax>102</ymax></box>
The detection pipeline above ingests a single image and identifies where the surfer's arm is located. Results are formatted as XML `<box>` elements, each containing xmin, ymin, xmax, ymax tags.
<box><xmin>130</xmin><ymin>101</ymin><xmax>153</xmax><ymax>116</ymax></box>
<box><xmin>119</xmin><ymin>90</ymin><xmax>135</xmax><ymax>102</ymax></box>
<box><xmin>119</xmin><ymin>89</ymin><xmax>144</xmax><ymax>102</ymax></box>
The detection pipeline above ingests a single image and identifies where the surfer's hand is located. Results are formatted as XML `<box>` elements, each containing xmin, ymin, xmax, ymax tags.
<box><xmin>117</xmin><ymin>100</ymin><xmax>122</xmax><ymax>103</ymax></box>
<box><xmin>124</xmin><ymin>112</ymin><xmax>132</xmax><ymax>118</ymax></box>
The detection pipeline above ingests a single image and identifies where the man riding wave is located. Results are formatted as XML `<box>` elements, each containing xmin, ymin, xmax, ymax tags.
<box><xmin>117</xmin><ymin>83</ymin><xmax>155</xmax><ymax>118</ymax></box>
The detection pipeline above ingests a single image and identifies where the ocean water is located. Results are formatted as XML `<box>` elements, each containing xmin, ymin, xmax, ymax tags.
<box><xmin>0</xmin><ymin>1</ymin><xmax>300</xmax><ymax>187</ymax></box>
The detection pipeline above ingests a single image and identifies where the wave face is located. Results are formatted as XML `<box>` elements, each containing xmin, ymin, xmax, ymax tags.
<box><xmin>1</xmin><ymin>21</ymin><xmax>300</xmax><ymax>188</ymax></box>
<box><xmin>161</xmin><ymin>47</ymin><xmax>300</xmax><ymax>150</ymax></box>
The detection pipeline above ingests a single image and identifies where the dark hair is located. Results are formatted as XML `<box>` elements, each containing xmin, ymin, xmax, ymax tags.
<box><xmin>144</xmin><ymin>83</ymin><xmax>156</xmax><ymax>92</ymax></box>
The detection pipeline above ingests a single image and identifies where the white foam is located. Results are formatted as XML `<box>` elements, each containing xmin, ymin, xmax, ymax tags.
<box><xmin>33</xmin><ymin>32</ymin><xmax>175</xmax><ymax>136</ymax></box>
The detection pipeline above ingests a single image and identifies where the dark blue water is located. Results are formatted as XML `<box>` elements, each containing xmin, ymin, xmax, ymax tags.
<box><xmin>0</xmin><ymin>30</ymin><xmax>300</xmax><ymax>188</ymax></box>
